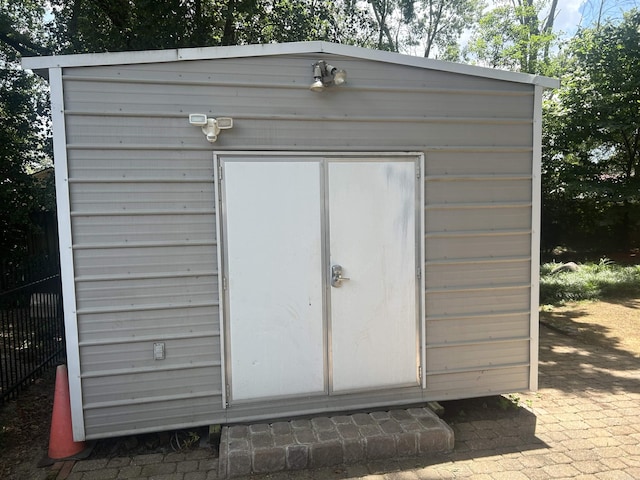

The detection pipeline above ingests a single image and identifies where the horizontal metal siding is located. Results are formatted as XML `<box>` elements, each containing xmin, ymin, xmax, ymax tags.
<box><xmin>60</xmin><ymin>53</ymin><xmax>536</xmax><ymax>435</ymax></box>
<box><xmin>423</xmin><ymin>147</ymin><xmax>533</xmax><ymax>392</ymax></box>
<box><xmin>425</xmin><ymin>367</ymin><xmax>530</xmax><ymax>399</ymax></box>
<box><xmin>426</xmin><ymin>339</ymin><xmax>530</xmax><ymax>372</ymax></box>
<box><xmin>63</xmin><ymin>115</ymin><xmax>532</xmax><ymax>149</ymax></box>
<box><xmin>77</xmin><ymin>305</ymin><xmax>220</xmax><ymax>342</ymax></box>
<box><xmin>83</xmin><ymin>395</ymin><xmax>221</xmax><ymax>439</ymax></box>
<box><xmin>426</xmin><ymin>258</ymin><xmax>530</xmax><ymax>288</ymax></box>
<box><xmin>63</xmin><ymin>61</ymin><xmax>222</xmax><ymax>437</ymax></box>
<box><xmin>73</xmin><ymin>244</ymin><xmax>217</xmax><ymax>277</ymax></box>
<box><xmin>426</xmin><ymin>312</ymin><xmax>530</xmax><ymax>344</ymax></box>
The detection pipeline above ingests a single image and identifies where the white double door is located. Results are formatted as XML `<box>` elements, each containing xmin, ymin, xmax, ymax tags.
<box><xmin>219</xmin><ymin>153</ymin><xmax>421</xmax><ymax>403</ymax></box>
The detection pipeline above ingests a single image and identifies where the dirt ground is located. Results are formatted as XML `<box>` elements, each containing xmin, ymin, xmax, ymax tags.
<box><xmin>539</xmin><ymin>297</ymin><xmax>640</xmax><ymax>357</ymax></box>
<box><xmin>1</xmin><ymin>298</ymin><xmax>639</xmax><ymax>478</ymax></box>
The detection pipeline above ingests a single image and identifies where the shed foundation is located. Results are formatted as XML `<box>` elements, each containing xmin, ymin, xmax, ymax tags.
<box><xmin>218</xmin><ymin>407</ymin><xmax>454</xmax><ymax>477</ymax></box>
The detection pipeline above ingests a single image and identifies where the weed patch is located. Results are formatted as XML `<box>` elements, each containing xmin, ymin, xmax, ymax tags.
<box><xmin>540</xmin><ymin>260</ymin><xmax>640</xmax><ymax>305</ymax></box>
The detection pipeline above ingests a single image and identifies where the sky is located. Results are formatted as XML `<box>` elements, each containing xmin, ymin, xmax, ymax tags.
<box><xmin>549</xmin><ymin>0</ymin><xmax>639</xmax><ymax>36</ymax></box>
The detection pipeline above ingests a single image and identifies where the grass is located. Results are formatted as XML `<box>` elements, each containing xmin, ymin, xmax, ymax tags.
<box><xmin>540</xmin><ymin>259</ymin><xmax>640</xmax><ymax>305</ymax></box>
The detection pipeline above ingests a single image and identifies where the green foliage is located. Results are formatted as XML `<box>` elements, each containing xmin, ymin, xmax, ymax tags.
<box><xmin>540</xmin><ymin>261</ymin><xmax>640</xmax><ymax>304</ymax></box>
<box><xmin>47</xmin><ymin>0</ymin><xmax>374</xmax><ymax>54</ymax></box>
<box><xmin>1</xmin><ymin>1</ymin><xmax>54</xmax><ymax>260</ymax></box>
<box><xmin>464</xmin><ymin>0</ymin><xmax>558</xmax><ymax>74</ymax></box>
<box><xmin>366</xmin><ymin>0</ymin><xmax>483</xmax><ymax>57</ymax></box>
<box><xmin>542</xmin><ymin>10</ymin><xmax>640</xmax><ymax>252</ymax></box>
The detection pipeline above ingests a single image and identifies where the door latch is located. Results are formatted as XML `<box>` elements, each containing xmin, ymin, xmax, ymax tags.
<box><xmin>331</xmin><ymin>264</ymin><xmax>350</xmax><ymax>288</ymax></box>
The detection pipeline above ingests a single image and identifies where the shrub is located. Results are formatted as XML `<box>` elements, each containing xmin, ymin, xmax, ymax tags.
<box><xmin>540</xmin><ymin>260</ymin><xmax>640</xmax><ymax>305</ymax></box>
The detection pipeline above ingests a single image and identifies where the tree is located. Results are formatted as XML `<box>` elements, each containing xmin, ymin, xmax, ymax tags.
<box><xmin>46</xmin><ymin>0</ymin><xmax>374</xmax><ymax>54</ymax></box>
<box><xmin>407</xmin><ymin>0</ymin><xmax>483</xmax><ymax>60</ymax></box>
<box><xmin>365</xmin><ymin>0</ymin><xmax>482</xmax><ymax>58</ymax></box>
<box><xmin>464</xmin><ymin>0</ymin><xmax>558</xmax><ymax>74</ymax></box>
<box><xmin>543</xmin><ymin>10</ymin><xmax>640</xmax><ymax>251</ymax></box>
<box><xmin>1</xmin><ymin>1</ymin><xmax>54</xmax><ymax>260</ymax></box>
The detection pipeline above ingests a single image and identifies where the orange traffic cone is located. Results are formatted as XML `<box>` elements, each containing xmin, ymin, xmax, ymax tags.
<box><xmin>48</xmin><ymin>364</ymin><xmax>86</xmax><ymax>459</ymax></box>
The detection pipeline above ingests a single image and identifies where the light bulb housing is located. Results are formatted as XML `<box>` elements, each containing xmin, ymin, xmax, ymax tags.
<box><xmin>309</xmin><ymin>60</ymin><xmax>347</xmax><ymax>92</ymax></box>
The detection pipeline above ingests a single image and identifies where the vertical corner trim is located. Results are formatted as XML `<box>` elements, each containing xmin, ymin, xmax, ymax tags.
<box><xmin>529</xmin><ymin>85</ymin><xmax>543</xmax><ymax>391</ymax></box>
<box><xmin>50</xmin><ymin>67</ymin><xmax>86</xmax><ymax>440</ymax></box>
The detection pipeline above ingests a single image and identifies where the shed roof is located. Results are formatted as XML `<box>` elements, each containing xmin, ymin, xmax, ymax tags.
<box><xmin>21</xmin><ymin>41</ymin><xmax>559</xmax><ymax>89</ymax></box>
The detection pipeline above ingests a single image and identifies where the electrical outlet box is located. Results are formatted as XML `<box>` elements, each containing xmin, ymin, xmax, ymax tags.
<box><xmin>153</xmin><ymin>342</ymin><xmax>165</xmax><ymax>360</ymax></box>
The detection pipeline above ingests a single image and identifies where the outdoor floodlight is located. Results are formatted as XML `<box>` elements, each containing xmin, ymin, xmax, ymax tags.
<box><xmin>310</xmin><ymin>60</ymin><xmax>347</xmax><ymax>92</ymax></box>
<box><xmin>188</xmin><ymin>114</ymin><xmax>233</xmax><ymax>143</ymax></box>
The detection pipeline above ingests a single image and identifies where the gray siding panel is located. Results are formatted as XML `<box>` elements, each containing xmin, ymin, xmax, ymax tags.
<box><xmin>60</xmin><ymin>52</ymin><xmax>537</xmax><ymax>437</ymax></box>
<box><xmin>74</xmin><ymin>245</ymin><xmax>218</xmax><ymax>277</ymax></box>
<box><xmin>426</xmin><ymin>340</ymin><xmax>529</xmax><ymax>372</ymax></box>
<box><xmin>79</xmin><ymin>336</ymin><xmax>221</xmax><ymax>373</ymax></box>
<box><xmin>425</xmin><ymin>205</ymin><xmax>531</xmax><ymax>231</ymax></box>
<box><xmin>426</xmin><ymin>259</ymin><xmax>530</xmax><ymax>289</ymax></box>
<box><xmin>71</xmin><ymin>214</ymin><xmax>216</xmax><ymax>245</ymax></box>
<box><xmin>83</xmin><ymin>395</ymin><xmax>221</xmax><ymax>439</ymax></box>
<box><xmin>77</xmin><ymin>306</ymin><xmax>220</xmax><ymax>342</ymax></box>
<box><xmin>426</xmin><ymin>233</ymin><xmax>531</xmax><ymax>260</ymax></box>
<box><xmin>425</xmin><ymin>367</ymin><xmax>530</xmax><ymax>399</ymax></box>
<box><xmin>426</xmin><ymin>312</ymin><xmax>530</xmax><ymax>344</ymax></box>
<box><xmin>426</xmin><ymin>287</ymin><xmax>530</xmax><ymax>317</ymax></box>
<box><xmin>64</xmin><ymin>115</ymin><xmax>532</xmax><ymax>149</ymax></box>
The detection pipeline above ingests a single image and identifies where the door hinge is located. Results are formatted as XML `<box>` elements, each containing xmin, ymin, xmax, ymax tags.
<box><xmin>218</xmin><ymin>164</ymin><xmax>223</xmax><ymax>181</ymax></box>
<box><xmin>417</xmin><ymin>266</ymin><xmax>421</xmax><ymax>279</ymax></box>
<box><xmin>225</xmin><ymin>384</ymin><xmax>230</xmax><ymax>406</ymax></box>
<box><xmin>416</xmin><ymin>163</ymin><xmax>421</xmax><ymax>179</ymax></box>
<box><xmin>418</xmin><ymin>365</ymin><xmax>422</xmax><ymax>379</ymax></box>
<box><xmin>223</xmin><ymin>276</ymin><xmax>228</xmax><ymax>290</ymax></box>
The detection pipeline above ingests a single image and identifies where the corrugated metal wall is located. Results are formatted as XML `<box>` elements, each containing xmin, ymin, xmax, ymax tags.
<box><xmin>61</xmin><ymin>53</ymin><xmax>534</xmax><ymax>438</ymax></box>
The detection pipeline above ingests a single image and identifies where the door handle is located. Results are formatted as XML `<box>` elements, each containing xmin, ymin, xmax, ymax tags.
<box><xmin>331</xmin><ymin>264</ymin><xmax>350</xmax><ymax>288</ymax></box>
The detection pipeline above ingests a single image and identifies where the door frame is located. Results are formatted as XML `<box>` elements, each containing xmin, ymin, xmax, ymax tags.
<box><xmin>213</xmin><ymin>151</ymin><xmax>426</xmax><ymax>408</ymax></box>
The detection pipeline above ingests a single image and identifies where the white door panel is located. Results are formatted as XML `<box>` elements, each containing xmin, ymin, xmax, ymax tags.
<box><xmin>224</xmin><ymin>161</ymin><xmax>325</xmax><ymax>401</ymax></box>
<box><xmin>328</xmin><ymin>161</ymin><xmax>418</xmax><ymax>392</ymax></box>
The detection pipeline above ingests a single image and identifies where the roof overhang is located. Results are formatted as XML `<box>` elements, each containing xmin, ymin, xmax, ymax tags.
<box><xmin>22</xmin><ymin>41</ymin><xmax>560</xmax><ymax>89</ymax></box>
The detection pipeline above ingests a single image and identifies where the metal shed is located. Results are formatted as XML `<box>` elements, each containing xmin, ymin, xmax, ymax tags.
<box><xmin>23</xmin><ymin>41</ymin><xmax>558</xmax><ymax>441</ymax></box>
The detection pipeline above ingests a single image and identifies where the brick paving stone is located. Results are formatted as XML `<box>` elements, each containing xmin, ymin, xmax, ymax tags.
<box><xmin>286</xmin><ymin>444</ymin><xmax>308</xmax><ymax>470</ymax></box>
<box><xmin>140</xmin><ymin>462</ymin><xmax>177</xmax><ymax>476</ymax></box>
<box><xmin>379</xmin><ymin>420</ymin><xmax>403</xmax><ymax>434</ymax></box>
<box><xmin>249</xmin><ymin>424</ymin><xmax>270</xmax><ymax>434</ymax></box>
<box><xmin>331</xmin><ymin>415</ymin><xmax>353</xmax><ymax>425</ymax></box>
<box><xmin>541</xmin><ymin>462</ymin><xmax>582</xmax><ymax>478</ymax></box>
<box><xmin>273</xmin><ymin>433</ymin><xmax>296</xmax><ymax>446</ymax></box>
<box><xmin>492</xmin><ymin>472</ymin><xmax>529</xmax><ymax>480</ymax></box>
<box><xmin>352</xmin><ymin>413</ymin><xmax>376</xmax><ymax>426</ymax></box>
<box><xmin>105</xmin><ymin>457</ymin><xmax>130</xmax><ymax>468</ymax></box>
<box><xmin>177</xmin><ymin>460</ymin><xmax>200</xmax><ymax>473</ymax></box>
<box><xmin>252</xmin><ymin>446</ymin><xmax>286</xmax><ymax>473</ymax></box>
<box><xmin>184</xmin><ymin>473</ymin><xmax>208</xmax><ymax>480</ymax></box>
<box><xmin>595</xmin><ymin>471</ymin><xmax>635</xmax><ymax>480</ymax></box>
<box><xmin>369</xmin><ymin>411</ymin><xmax>391</xmax><ymax>422</ymax></box>
<box><xmin>131</xmin><ymin>453</ymin><xmax>165</xmax><ymax>465</ymax></box>
<box><xmin>342</xmin><ymin>438</ymin><xmax>365</xmax><ymax>463</ymax></box>
<box><xmin>78</xmin><ymin>469</ymin><xmax>119</xmax><ymax>480</ymax></box>
<box><xmin>271</xmin><ymin>422</ymin><xmax>291</xmax><ymax>435</ymax></box>
<box><xmin>311</xmin><ymin>417</ymin><xmax>335</xmax><ymax>431</ymax></box>
<box><xmin>114</xmin><ymin>465</ymin><xmax>142</xmax><ymax>479</ymax></box>
<box><xmin>309</xmin><ymin>441</ymin><xmax>342</xmax><ymax>468</ymax></box>
<box><xmin>365</xmin><ymin>434</ymin><xmax>396</xmax><ymax>459</ymax></box>
<box><xmin>228</xmin><ymin>425</ymin><xmax>249</xmax><ymax>438</ymax></box>
<box><xmin>72</xmin><ymin>459</ymin><xmax>110</xmax><ymax>472</ymax></box>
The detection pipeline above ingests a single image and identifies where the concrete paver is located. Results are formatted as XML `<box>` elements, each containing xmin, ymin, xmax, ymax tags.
<box><xmin>53</xmin><ymin>325</ymin><xmax>639</xmax><ymax>479</ymax></box>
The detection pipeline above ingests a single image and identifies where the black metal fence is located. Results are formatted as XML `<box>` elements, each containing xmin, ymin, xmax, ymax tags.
<box><xmin>1</xmin><ymin>255</ymin><xmax>65</xmax><ymax>403</ymax></box>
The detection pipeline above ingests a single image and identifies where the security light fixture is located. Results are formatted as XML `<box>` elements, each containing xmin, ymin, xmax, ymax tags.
<box><xmin>310</xmin><ymin>60</ymin><xmax>347</xmax><ymax>92</ymax></box>
<box><xmin>188</xmin><ymin>114</ymin><xmax>233</xmax><ymax>143</ymax></box>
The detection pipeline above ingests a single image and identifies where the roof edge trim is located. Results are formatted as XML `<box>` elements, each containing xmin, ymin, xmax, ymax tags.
<box><xmin>21</xmin><ymin>41</ymin><xmax>559</xmax><ymax>88</ymax></box>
